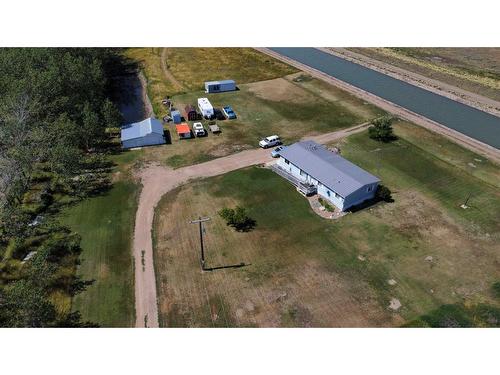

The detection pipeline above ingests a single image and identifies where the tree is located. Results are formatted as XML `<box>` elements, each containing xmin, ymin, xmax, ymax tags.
<box><xmin>80</xmin><ymin>102</ymin><xmax>104</xmax><ymax>150</ymax></box>
<box><xmin>368</xmin><ymin>116</ymin><xmax>396</xmax><ymax>142</ymax></box>
<box><xmin>376</xmin><ymin>184</ymin><xmax>393</xmax><ymax>202</ymax></box>
<box><xmin>218</xmin><ymin>206</ymin><xmax>256</xmax><ymax>232</ymax></box>
<box><xmin>0</xmin><ymin>279</ymin><xmax>56</xmax><ymax>328</ymax></box>
<box><xmin>101</xmin><ymin>98</ymin><xmax>123</xmax><ymax>129</ymax></box>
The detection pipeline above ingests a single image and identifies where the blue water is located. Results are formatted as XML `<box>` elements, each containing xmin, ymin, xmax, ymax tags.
<box><xmin>118</xmin><ymin>74</ymin><xmax>146</xmax><ymax>124</ymax></box>
<box><xmin>270</xmin><ymin>48</ymin><xmax>500</xmax><ymax>149</ymax></box>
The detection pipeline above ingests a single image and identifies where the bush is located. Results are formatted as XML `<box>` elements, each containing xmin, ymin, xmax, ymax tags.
<box><xmin>218</xmin><ymin>206</ymin><xmax>256</xmax><ymax>232</ymax></box>
<box><xmin>368</xmin><ymin>116</ymin><xmax>396</xmax><ymax>142</ymax></box>
<box><xmin>492</xmin><ymin>282</ymin><xmax>500</xmax><ymax>299</ymax></box>
<box><xmin>318</xmin><ymin>197</ymin><xmax>334</xmax><ymax>212</ymax></box>
<box><xmin>376</xmin><ymin>184</ymin><xmax>393</xmax><ymax>203</ymax></box>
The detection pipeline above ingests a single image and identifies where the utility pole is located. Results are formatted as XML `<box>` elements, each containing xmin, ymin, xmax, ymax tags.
<box><xmin>190</xmin><ymin>216</ymin><xmax>211</xmax><ymax>270</ymax></box>
<box><xmin>462</xmin><ymin>192</ymin><xmax>473</xmax><ymax>208</ymax></box>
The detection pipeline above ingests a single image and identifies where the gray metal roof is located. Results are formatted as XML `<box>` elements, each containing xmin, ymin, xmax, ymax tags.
<box><xmin>121</xmin><ymin>117</ymin><xmax>163</xmax><ymax>141</ymax></box>
<box><xmin>278</xmin><ymin>140</ymin><xmax>380</xmax><ymax>197</ymax></box>
<box><xmin>205</xmin><ymin>79</ymin><xmax>235</xmax><ymax>85</ymax></box>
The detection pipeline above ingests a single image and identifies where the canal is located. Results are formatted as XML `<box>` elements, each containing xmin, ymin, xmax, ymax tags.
<box><xmin>270</xmin><ymin>48</ymin><xmax>500</xmax><ymax>149</ymax></box>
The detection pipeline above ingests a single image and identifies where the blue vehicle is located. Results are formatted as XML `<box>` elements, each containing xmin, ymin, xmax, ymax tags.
<box><xmin>271</xmin><ymin>145</ymin><xmax>285</xmax><ymax>158</ymax></box>
<box><xmin>222</xmin><ymin>106</ymin><xmax>237</xmax><ymax>119</ymax></box>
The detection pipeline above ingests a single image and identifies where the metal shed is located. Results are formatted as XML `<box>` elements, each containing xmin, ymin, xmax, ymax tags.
<box><xmin>184</xmin><ymin>105</ymin><xmax>198</xmax><ymax>121</ymax></box>
<box><xmin>121</xmin><ymin>118</ymin><xmax>165</xmax><ymax>149</ymax></box>
<box><xmin>205</xmin><ymin>80</ymin><xmax>236</xmax><ymax>93</ymax></box>
<box><xmin>171</xmin><ymin>110</ymin><xmax>182</xmax><ymax>124</ymax></box>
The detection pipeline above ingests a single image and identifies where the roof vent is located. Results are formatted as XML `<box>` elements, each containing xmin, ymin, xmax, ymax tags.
<box><xmin>306</xmin><ymin>143</ymin><xmax>318</xmax><ymax>151</ymax></box>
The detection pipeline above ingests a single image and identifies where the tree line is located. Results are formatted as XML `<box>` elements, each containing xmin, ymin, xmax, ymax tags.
<box><xmin>0</xmin><ymin>48</ymin><xmax>136</xmax><ymax>327</ymax></box>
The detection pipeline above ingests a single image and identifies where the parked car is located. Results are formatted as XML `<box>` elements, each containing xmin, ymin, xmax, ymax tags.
<box><xmin>192</xmin><ymin>122</ymin><xmax>206</xmax><ymax>137</ymax></box>
<box><xmin>271</xmin><ymin>146</ymin><xmax>285</xmax><ymax>158</ymax></box>
<box><xmin>222</xmin><ymin>106</ymin><xmax>236</xmax><ymax>119</ymax></box>
<box><xmin>259</xmin><ymin>135</ymin><xmax>281</xmax><ymax>149</ymax></box>
<box><xmin>209</xmin><ymin>124</ymin><xmax>221</xmax><ymax>134</ymax></box>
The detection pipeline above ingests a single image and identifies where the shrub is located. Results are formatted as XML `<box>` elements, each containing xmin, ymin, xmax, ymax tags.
<box><xmin>368</xmin><ymin>116</ymin><xmax>396</xmax><ymax>142</ymax></box>
<box><xmin>376</xmin><ymin>184</ymin><xmax>393</xmax><ymax>203</ymax></box>
<box><xmin>492</xmin><ymin>282</ymin><xmax>500</xmax><ymax>299</ymax></box>
<box><xmin>218</xmin><ymin>206</ymin><xmax>256</xmax><ymax>232</ymax></box>
<box><xmin>318</xmin><ymin>197</ymin><xmax>334</xmax><ymax>212</ymax></box>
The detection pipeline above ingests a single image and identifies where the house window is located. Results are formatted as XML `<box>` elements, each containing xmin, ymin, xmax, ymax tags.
<box><xmin>327</xmin><ymin>190</ymin><xmax>331</xmax><ymax>197</ymax></box>
<box><xmin>300</xmin><ymin>170</ymin><xmax>307</xmax><ymax>177</ymax></box>
<box><xmin>284</xmin><ymin>159</ymin><xmax>289</xmax><ymax>165</ymax></box>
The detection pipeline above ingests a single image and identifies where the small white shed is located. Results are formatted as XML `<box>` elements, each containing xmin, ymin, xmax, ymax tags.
<box><xmin>205</xmin><ymin>80</ymin><xmax>236</xmax><ymax>93</ymax></box>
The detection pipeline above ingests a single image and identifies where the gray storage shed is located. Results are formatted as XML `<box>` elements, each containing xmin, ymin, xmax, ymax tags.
<box><xmin>121</xmin><ymin>117</ymin><xmax>165</xmax><ymax>149</ymax></box>
<box><xmin>205</xmin><ymin>80</ymin><xmax>236</xmax><ymax>93</ymax></box>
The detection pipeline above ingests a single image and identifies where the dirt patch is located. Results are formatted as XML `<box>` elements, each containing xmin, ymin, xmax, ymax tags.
<box><xmin>245</xmin><ymin>76</ymin><xmax>315</xmax><ymax>104</ymax></box>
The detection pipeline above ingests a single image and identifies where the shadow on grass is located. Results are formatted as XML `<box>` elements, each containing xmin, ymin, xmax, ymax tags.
<box><xmin>204</xmin><ymin>262</ymin><xmax>251</xmax><ymax>272</ymax></box>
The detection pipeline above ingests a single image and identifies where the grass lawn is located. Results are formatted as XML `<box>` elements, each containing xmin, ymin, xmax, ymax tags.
<box><xmin>140</xmin><ymin>73</ymin><xmax>385</xmax><ymax>168</ymax></box>
<box><xmin>153</xmin><ymin>129</ymin><xmax>500</xmax><ymax>327</ymax></box>
<box><xmin>60</xmin><ymin>158</ymin><xmax>140</xmax><ymax>327</ymax></box>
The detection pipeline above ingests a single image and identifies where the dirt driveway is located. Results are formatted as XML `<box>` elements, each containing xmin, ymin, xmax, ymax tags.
<box><xmin>133</xmin><ymin>123</ymin><xmax>369</xmax><ymax>327</ymax></box>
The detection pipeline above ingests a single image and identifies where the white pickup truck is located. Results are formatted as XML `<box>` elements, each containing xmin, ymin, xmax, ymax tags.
<box><xmin>192</xmin><ymin>122</ymin><xmax>206</xmax><ymax>137</ymax></box>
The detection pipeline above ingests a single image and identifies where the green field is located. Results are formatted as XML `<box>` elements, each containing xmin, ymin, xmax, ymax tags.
<box><xmin>60</xmin><ymin>172</ymin><xmax>139</xmax><ymax>327</ymax></box>
<box><xmin>153</xmin><ymin>126</ymin><xmax>500</xmax><ymax>327</ymax></box>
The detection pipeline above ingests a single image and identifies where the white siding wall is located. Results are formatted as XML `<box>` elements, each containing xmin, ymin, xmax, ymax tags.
<box><xmin>342</xmin><ymin>183</ymin><xmax>378</xmax><ymax>210</ymax></box>
<box><xmin>277</xmin><ymin>157</ymin><xmax>304</xmax><ymax>181</ymax></box>
<box><xmin>317</xmin><ymin>184</ymin><xmax>345</xmax><ymax>210</ymax></box>
<box><xmin>122</xmin><ymin>133</ymin><xmax>165</xmax><ymax>149</ymax></box>
<box><xmin>277</xmin><ymin>156</ymin><xmax>378</xmax><ymax>211</ymax></box>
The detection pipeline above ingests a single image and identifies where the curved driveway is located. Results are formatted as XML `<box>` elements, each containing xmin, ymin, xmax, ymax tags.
<box><xmin>133</xmin><ymin>123</ymin><xmax>370</xmax><ymax>327</ymax></box>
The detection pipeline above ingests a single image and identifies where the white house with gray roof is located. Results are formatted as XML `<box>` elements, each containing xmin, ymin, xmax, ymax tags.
<box><xmin>121</xmin><ymin>117</ymin><xmax>165</xmax><ymax>149</ymax></box>
<box><xmin>276</xmin><ymin>140</ymin><xmax>379</xmax><ymax>211</ymax></box>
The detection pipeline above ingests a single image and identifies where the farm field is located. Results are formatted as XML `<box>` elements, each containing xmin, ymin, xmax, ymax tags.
<box><xmin>153</xmin><ymin>126</ymin><xmax>500</xmax><ymax>327</ymax></box>
<box><xmin>348</xmin><ymin>48</ymin><xmax>500</xmax><ymax>102</ymax></box>
<box><xmin>141</xmin><ymin>73</ymin><xmax>385</xmax><ymax>168</ymax></box>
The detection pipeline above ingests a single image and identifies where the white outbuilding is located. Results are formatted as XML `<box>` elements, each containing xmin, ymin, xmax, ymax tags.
<box><xmin>205</xmin><ymin>79</ymin><xmax>236</xmax><ymax>93</ymax></box>
<box><xmin>197</xmin><ymin>97</ymin><xmax>214</xmax><ymax>119</ymax></box>
<box><xmin>121</xmin><ymin>117</ymin><xmax>165</xmax><ymax>149</ymax></box>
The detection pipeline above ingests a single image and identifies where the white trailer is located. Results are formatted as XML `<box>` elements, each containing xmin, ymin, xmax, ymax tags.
<box><xmin>197</xmin><ymin>98</ymin><xmax>214</xmax><ymax>119</ymax></box>
<box><xmin>205</xmin><ymin>80</ymin><xmax>236</xmax><ymax>93</ymax></box>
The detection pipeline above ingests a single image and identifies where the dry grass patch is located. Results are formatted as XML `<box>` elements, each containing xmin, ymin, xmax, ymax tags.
<box><xmin>165</xmin><ymin>48</ymin><xmax>298</xmax><ymax>91</ymax></box>
<box><xmin>153</xmin><ymin>168</ymin><xmax>395</xmax><ymax>327</ymax></box>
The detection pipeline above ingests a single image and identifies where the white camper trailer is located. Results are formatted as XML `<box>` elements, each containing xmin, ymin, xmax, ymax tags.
<box><xmin>197</xmin><ymin>98</ymin><xmax>214</xmax><ymax>119</ymax></box>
